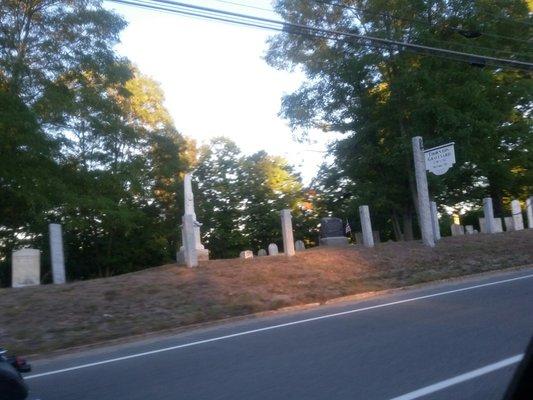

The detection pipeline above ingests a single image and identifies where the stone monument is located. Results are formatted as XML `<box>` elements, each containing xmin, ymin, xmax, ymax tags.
<box><xmin>527</xmin><ymin>197</ymin><xmax>533</xmax><ymax>229</ymax></box>
<box><xmin>511</xmin><ymin>200</ymin><xmax>524</xmax><ymax>231</ymax></box>
<box><xmin>319</xmin><ymin>217</ymin><xmax>349</xmax><ymax>247</ymax></box>
<box><xmin>12</xmin><ymin>249</ymin><xmax>40</xmax><ymax>288</ymax></box>
<box><xmin>258</xmin><ymin>249</ymin><xmax>267</xmax><ymax>257</ymax></box>
<box><xmin>294</xmin><ymin>240</ymin><xmax>305</xmax><ymax>251</ymax></box>
<box><xmin>359</xmin><ymin>205</ymin><xmax>374</xmax><ymax>248</ymax></box>
<box><xmin>240</xmin><ymin>250</ymin><xmax>253</xmax><ymax>259</ymax></box>
<box><xmin>451</xmin><ymin>224</ymin><xmax>464</xmax><ymax>236</ymax></box>
<box><xmin>176</xmin><ymin>173</ymin><xmax>209</xmax><ymax>266</ymax></box>
<box><xmin>268</xmin><ymin>243</ymin><xmax>279</xmax><ymax>256</ymax></box>
<box><xmin>504</xmin><ymin>217</ymin><xmax>515</xmax><ymax>232</ymax></box>
<box><xmin>280</xmin><ymin>209</ymin><xmax>295</xmax><ymax>257</ymax></box>
<box><xmin>49</xmin><ymin>223</ymin><xmax>66</xmax><ymax>284</ymax></box>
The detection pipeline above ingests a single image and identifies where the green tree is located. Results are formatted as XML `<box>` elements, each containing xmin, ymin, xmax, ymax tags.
<box><xmin>195</xmin><ymin>138</ymin><xmax>313</xmax><ymax>257</ymax></box>
<box><xmin>267</xmin><ymin>0</ymin><xmax>532</xmax><ymax>237</ymax></box>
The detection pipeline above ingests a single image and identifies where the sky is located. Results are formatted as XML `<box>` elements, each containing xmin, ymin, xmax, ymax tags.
<box><xmin>104</xmin><ymin>0</ymin><xmax>341</xmax><ymax>184</ymax></box>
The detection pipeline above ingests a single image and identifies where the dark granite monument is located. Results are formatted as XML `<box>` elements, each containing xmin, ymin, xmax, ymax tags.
<box><xmin>319</xmin><ymin>217</ymin><xmax>349</xmax><ymax>247</ymax></box>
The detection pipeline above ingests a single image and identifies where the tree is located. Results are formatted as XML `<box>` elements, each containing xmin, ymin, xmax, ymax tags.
<box><xmin>195</xmin><ymin>138</ymin><xmax>313</xmax><ymax>258</ymax></box>
<box><xmin>0</xmin><ymin>1</ymin><xmax>194</xmax><ymax>284</ymax></box>
<box><xmin>195</xmin><ymin>138</ymin><xmax>248</xmax><ymax>259</ymax></box>
<box><xmin>267</xmin><ymin>0</ymin><xmax>532</xmax><ymax>237</ymax></box>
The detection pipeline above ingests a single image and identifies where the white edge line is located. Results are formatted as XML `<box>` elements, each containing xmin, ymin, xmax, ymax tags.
<box><xmin>389</xmin><ymin>354</ymin><xmax>524</xmax><ymax>400</ymax></box>
<box><xmin>26</xmin><ymin>273</ymin><xmax>533</xmax><ymax>380</ymax></box>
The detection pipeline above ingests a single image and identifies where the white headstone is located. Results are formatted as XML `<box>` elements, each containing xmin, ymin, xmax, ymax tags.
<box><xmin>504</xmin><ymin>217</ymin><xmax>515</xmax><ymax>232</ymax></box>
<box><xmin>479</xmin><ymin>217</ymin><xmax>486</xmax><ymax>233</ymax></box>
<box><xmin>258</xmin><ymin>249</ymin><xmax>267</xmax><ymax>257</ymax></box>
<box><xmin>294</xmin><ymin>240</ymin><xmax>305</xmax><ymax>251</ymax></box>
<box><xmin>483</xmin><ymin>197</ymin><xmax>496</xmax><ymax>234</ymax></box>
<box><xmin>511</xmin><ymin>200</ymin><xmax>524</xmax><ymax>231</ymax></box>
<box><xmin>527</xmin><ymin>197</ymin><xmax>533</xmax><ymax>229</ymax></box>
<box><xmin>359</xmin><ymin>205</ymin><xmax>374</xmax><ymax>248</ymax></box>
<box><xmin>49</xmin><ymin>223</ymin><xmax>66</xmax><ymax>284</ymax></box>
<box><xmin>451</xmin><ymin>224</ymin><xmax>464</xmax><ymax>236</ymax></box>
<box><xmin>465</xmin><ymin>225</ymin><xmax>475</xmax><ymax>235</ymax></box>
<box><xmin>494</xmin><ymin>218</ymin><xmax>503</xmax><ymax>233</ymax></box>
<box><xmin>12</xmin><ymin>249</ymin><xmax>40</xmax><ymax>288</ymax></box>
<box><xmin>268</xmin><ymin>243</ymin><xmax>279</xmax><ymax>256</ymax></box>
<box><xmin>280</xmin><ymin>209</ymin><xmax>295</xmax><ymax>257</ymax></box>
<box><xmin>239</xmin><ymin>250</ymin><xmax>253</xmax><ymax>259</ymax></box>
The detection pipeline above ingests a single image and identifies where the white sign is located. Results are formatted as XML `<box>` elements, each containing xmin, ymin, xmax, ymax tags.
<box><xmin>424</xmin><ymin>142</ymin><xmax>455</xmax><ymax>175</ymax></box>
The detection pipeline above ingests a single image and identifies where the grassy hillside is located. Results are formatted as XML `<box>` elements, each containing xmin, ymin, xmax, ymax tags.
<box><xmin>1</xmin><ymin>230</ymin><xmax>532</xmax><ymax>356</ymax></box>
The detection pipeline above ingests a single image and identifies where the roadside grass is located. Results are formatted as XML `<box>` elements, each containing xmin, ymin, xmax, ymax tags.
<box><xmin>0</xmin><ymin>230</ymin><xmax>531</xmax><ymax>356</ymax></box>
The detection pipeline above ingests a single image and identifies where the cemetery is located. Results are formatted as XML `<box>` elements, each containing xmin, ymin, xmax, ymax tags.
<box><xmin>2</xmin><ymin>132</ymin><xmax>532</xmax><ymax>357</ymax></box>
<box><xmin>1</xmin><ymin>228</ymin><xmax>531</xmax><ymax>356</ymax></box>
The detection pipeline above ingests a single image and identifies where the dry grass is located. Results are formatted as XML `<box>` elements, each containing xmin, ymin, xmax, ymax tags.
<box><xmin>1</xmin><ymin>230</ymin><xmax>532</xmax><ymax>356</ymax></box>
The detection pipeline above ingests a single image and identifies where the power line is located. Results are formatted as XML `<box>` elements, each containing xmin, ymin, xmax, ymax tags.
<box><xmin>109</xmin><ymin>0</ymin><xmax>533</xmax><ymax>71</ymax></box>
<box><xmin>309</xmin><ymin>0</ymin><xmax>533</xmax><ymax>46</ymax></box>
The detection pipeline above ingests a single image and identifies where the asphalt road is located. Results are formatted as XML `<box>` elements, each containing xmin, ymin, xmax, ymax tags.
<box><xmin>26</xmin><ymin>268</ymin><xmax>533</xmax><ymax>400</ymax></box>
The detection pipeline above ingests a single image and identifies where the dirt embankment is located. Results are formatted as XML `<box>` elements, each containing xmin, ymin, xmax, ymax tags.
<box><xmin>1</xmin><ymin>230</ymin><xmax>532</xmax><ymax>355</ymax></box>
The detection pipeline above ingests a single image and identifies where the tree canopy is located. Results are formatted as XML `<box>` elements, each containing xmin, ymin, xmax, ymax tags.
<box><xmin>267</xmin><ymin>0</ymin><xmax>532</xmax><ymax>238</ymax></box>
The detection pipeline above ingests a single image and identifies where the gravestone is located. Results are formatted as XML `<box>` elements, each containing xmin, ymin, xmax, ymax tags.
<box><xmin>372</xmin><ymin>231</ymin><xmax>381</xmax><ymax>244</ymax></box>
<box><xmin>258</xmin><ymin>249</ymin><xmax>267</xmax><ymax>257</ymax></box>
<box><xmin>240</xmin><ymin>250</ymin><xmax>253</xmax><ymax>259</ymax></box>
<box><xmin>359</xmin><ymin>205</ymin><xmax>374</xmax><ymax>248</ymax></box>
<box><xmin>511</xmin><ymin>200</ymin><xmax>524</xmax><ymax>231</ymax></box>
<box><xmin>479</xmin><ymin>217</ymin><xmax>503</xmax><ymax>234</ymax></box>
<box><xmin>319</xmin><ymin>217</ymin><xmax>349</xmax><ymax>247</ymax></box>
<box><xmin>177</xmin><ymin>173</ymin><xmax>209</xmax><ymax>266</ymax></box>
<box><xmin>483</xmin><ymin>197</ymin><xmax>496</xmax><ymax>234</ymax></box>
<box><xmin>504</xmin><ymin>217</ymin><xmax>515</xmax><ymax>232</ymax></box>
<box><xmin>294</xmin><ymin>240</ymin><xmax>305</xmax><ymax>251</ymax></box>
<box><xmin>12</xmin><ymin>249</ymin><xmax>40</xmax><ymax>288</ymax></box>
<box><xmin>280</xmin><ymin>209</ymin><xmax>295</xmax><ymax>257</ymax></box>
<box><xmin>268</xmin><ymin>243</ymin><xmax>279</xmax><ymax>256</ymax></box>
<box><xmin>465</xmin><ymin>225</ymin><xmax>475</xmax><ymax>235</ymax></box>
<box><xmin>49</xmin><ymin>223</ymin><xmax>66</xmax><ymax>284</ymax></box>
<box><xmin>527</xmin><ymin>197</ymin><xmax>533</xmax><ymax>229</ymax></box>
<box><xmin>451</xmin><ymin>224</ymin><xmax>464</xmax><ymax>236</ymax></box>
<box><xmin>494</xmin><ymin>218</ymin><xmax>503</xmax><ymax>233</ymax></box>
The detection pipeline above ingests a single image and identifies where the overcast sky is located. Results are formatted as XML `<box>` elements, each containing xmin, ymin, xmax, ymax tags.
<box><xmin>105</xmin><ymin>0</ymin><xmax>341</xmax><ymax>184</ymax></box>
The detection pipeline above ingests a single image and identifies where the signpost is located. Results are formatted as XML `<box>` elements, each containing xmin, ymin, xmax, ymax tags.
<box><xmin>412</xmin><ymin>137</ymin><xmax>456</xmax><ymax>247</ymax></box>
<box><xmin>424</xmin><ymin>142</ymin><xmax>456</xmax><ymax>176</ymax></box>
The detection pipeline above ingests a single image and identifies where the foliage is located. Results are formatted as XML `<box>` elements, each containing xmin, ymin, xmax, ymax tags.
<box><xmin>267</xmin><ymin>0</ymin><xmax>533</xmax><ymax>238</ymax></box>
<box><xmin>0</xmin><ymin>1</ymin><xmax>192</xmax><ymax>285</ymax></box>
<box><xmin>195</xmin><ymin>138</ymin><xmax>316</xmax><ymax>258</ymax></box>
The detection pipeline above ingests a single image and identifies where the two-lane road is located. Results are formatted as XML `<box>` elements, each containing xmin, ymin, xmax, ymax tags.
<box><xmin>27</xmin><ymin>268</ymin><xmax>533</xmax><ymax>399</ymax></box>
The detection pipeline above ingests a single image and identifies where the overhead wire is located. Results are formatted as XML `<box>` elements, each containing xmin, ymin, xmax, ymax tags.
<box><xmin>108</xmin><ymin>0</ymin><xmax>533</xmax><ymax>71</ymax></box>
<box><xmin>308</xmin><ymin>0</ymin><xmax>533</xmax><ymax>45</ymax></box>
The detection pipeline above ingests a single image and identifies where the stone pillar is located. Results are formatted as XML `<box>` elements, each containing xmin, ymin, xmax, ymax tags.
<box><xmin>483</xmin><ymin>197</ymin><xmax>496</xmax><ymax>234</ymax></box>
<box><xmin>182</xmin><ymin>214</ymin><xmax>198</xmax><ymax>268</ymax></box>
<box><xmin>511</xmin><ymin>200</ymin><xmax>524</xmax><ymax>231</ymax></box>
<box><xmin>177</xmin><ymin>173</ymin><xmax>209</xmax><ymax>264</ymax></box>
<box><xmin>359</xmin><ymin>205</ymin><xmax>374</xmax><ymax>248</ymax></box>
<box><xmin>49</xmin><ymin>223</ymin><xmax>66</xmax><ymax>284</ymax></box>
<box><xmin>527</xmin><ymin>197</ymin><xmax>533</xmax><ymax>229</ymax></box>
<box><xmin>280</xmin><ymin>209</ymin><xmax>295</xmax><ymax>257</ymax></box>
<box><xmin>412</xmin><ymin>137</ymin><xmax>435</xmax><ymax>247</ymax></box>
<box><xmin>12</xmin><ymin>249</ymin><xmax>40</xmax><ymax>288</ymax></box>
<box><xmin>430</xmin><ymin>201</ymin><xmax>441</xmax><ymax>241</ymax></box>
